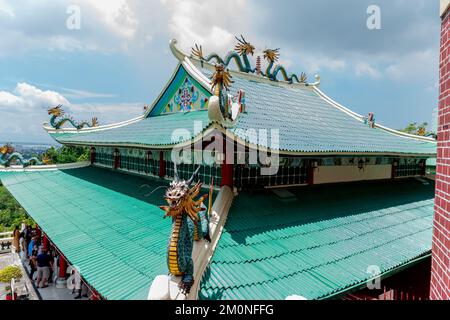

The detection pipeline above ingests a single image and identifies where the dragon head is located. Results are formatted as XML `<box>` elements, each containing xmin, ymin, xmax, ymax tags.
<box><xmin>42</xmin><ymin>154</ymin><xmax>52</xmax><ymax>165</ymax></box>
<box><xmin>263</xmin><ymin>48</ymin><xmax>280</xmax><ymax>63</ymax></box>
<box><xmin>160</xmin><ymin>165</ymin><xmax>207</xmax><ymax>222</ymax></box>
<box><xmin>235</xmin><ymin>35</ymin><xmax>255</xmax><ymax>56</ymax></box>
<box><xmin>48</xmin><ymin>105</ymin><xmax>64</xmax><ymax>117</ymax></box>
<box><xmin>0</xmin><ymin>143</ymin><xmax>14</xmax><ymax>155</ymax></box>
<box><xmin>211</xmin><ymin>64</ymin><xmax>233</xmax><ymax>95</ymax></box>
<box><xmin>165</xmin><ymin>180</ymin><xmax>190</xmax><ymax>212</ymax></box>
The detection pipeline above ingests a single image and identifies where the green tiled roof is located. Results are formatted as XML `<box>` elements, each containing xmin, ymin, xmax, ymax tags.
<box><xmin>51</xmin><ymin>110</ymin><xmax>210</xmax><ymax>147</ymax></box>
<box><xmin>0</xmin><ymin>167</ymin><xmax>171</xmax><ymax>300</ymax></box>
<box><xmin>49</xmin><ymin>63</ymin><xmax>436</xmax><ymax>156</ymax></box>
<box><xmin>199</xmin><ymin>179</ymin><xmax>435</xmax><ymax>300</ymax></box>
<box><xmin>199</xmin><ymin>67</ymin><xmax>436</xmax><ymax>155</ymax></box>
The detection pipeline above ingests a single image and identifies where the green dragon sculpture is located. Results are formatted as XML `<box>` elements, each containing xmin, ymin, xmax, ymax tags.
<box><xmin>0</xmin><ymin>144</ymin><xmax>44</xmax><ymax>167</ymax></box>
<box><xmin>159</xmin><ymin>165</ymin><xmax>211</xmax><ymax>294</ymax></box>
<box><xmin>263</xmin><ymin>48</ymin><xmax>307</xmax><ymax>84</ymax></box>
<box><xmin>192</xmin><ymin>35</ymin><xmax>256</xmax><ymax>73</ymax></box>
<box><xmin>48</xmin><ymin>105</ymin><xmax>99</xmax><ymax>130</ymax></box>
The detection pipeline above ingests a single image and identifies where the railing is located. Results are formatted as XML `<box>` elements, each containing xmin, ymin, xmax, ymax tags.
<box><xmin>0</xmin><ymin>232</ymin><xmax>13</xmax><ymax>253</ymax></box>
<box><xmin>343</xmin><ymin>286</ymin><xmax>428</xmax><ymax>301</ymax></box>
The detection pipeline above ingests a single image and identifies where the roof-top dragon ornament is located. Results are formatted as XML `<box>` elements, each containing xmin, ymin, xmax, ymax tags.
<box><xmin>192</xmin><ymin>35</ymin><xmax>256</xmax><ymax>73</ymax></box>
<box><xmin>208</xmin><ymin>64</ymin><xmax>246</xmax><ymax>125</ymax></box>
<box><xmin>48</xmin><ymin>105</ymin><xmax>99</xmax><ymax>130</ymax></box>
<box><xmin>0</xmin><ymin>143</ymin><xmax>44</xmax><ymax>167</ymax></box>
<box><xmin>263</xmin><ymin>48</ymin><xmax>307</xmax><ymax>84</ymax></box>
<box><xmin>159</xmin><ymin>164</ymin><xmax>211</xmax><ymax>294</ymax></box>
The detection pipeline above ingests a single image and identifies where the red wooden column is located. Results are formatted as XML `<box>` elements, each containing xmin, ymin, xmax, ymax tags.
<box><xmin>113</xmin><ymin>149</ymin><xmax>120</xmax><ymax>169</ymax></box>
<box><xmin>42</xmin><ymin>234</ymin><xmax>49</xmax><ymax>251</ymax></box>
<box><xmin>391</xmin><ymin>159</ymin><xmax>399</xmax><ymax>179</ymax></box>
<box><xmin>159</xmin><ymin>151</ymin><xmax>166</xmax><ymax>178</ymax></box>
<box><xmin>56</xmin><ymin>255</ymin><xmax>68</xmax><ymax>288</ymax></box>
<box><xmin>431</xmin><ymin>1</ymin><xmax>450</xmax><ymax>300</ymax></box>
<box><xmin>307</xmin><ymin>160</ymin><xmax>316</xmax><ymax>185</ymax></box>
<box><xmin>90</xmin><ymin>147</ymin><xmax>96</xmax><ymax>165</ymax></box>
<box><xmin>221</xmin><ymin>137</ymin><xmax>233</xmax><ymax>188</ymax></box>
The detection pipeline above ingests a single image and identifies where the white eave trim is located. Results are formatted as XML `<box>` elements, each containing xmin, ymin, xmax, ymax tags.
<box><xmin>0</xmin><ymin>161</ymin><xmax>90</xmax><ymax>172</ymax></box>
<box><xmin>313</xmin><ymin>86</ymin><xmax>437</xmax><ymax>143</ymax></box>
<box><xmin>43</xmin><ymin>114</ymin><xmax>145</xmax><ymax>134</ymax></box>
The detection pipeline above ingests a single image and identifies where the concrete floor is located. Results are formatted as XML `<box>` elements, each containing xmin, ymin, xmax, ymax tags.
<box><xmin>0</xmin><ymin>252</ymin><xmax>39</xmax><ymax>300</ymax></box>
<box><xmin>1</xmin><ymin>251</ymin><xmax>89</xmax><ymax>300</ymax></box>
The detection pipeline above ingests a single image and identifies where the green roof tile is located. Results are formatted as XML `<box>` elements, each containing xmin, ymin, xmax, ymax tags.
<box><xmin>49</xmin><ymin>64</ymin><xmax>435</xmax><ymax>156</ymax></box>
<box><xmin>0</xmin><ymin>167</ymin><xmax>171</xmax><ymax>300</ymax></box>
<box><xmin>198</xmin><ymin>67</ymin><xmax>436</xmax><ymax>155</ymax></box>
<box><xmin>199</xmin><ymin>179</ymin><xmax>435</xmax><ymax>300</ymax></box>
<box><xmin>51</xmin><ymin>110</ymin><xmax>211</xmax><ymax>147</ymax></box>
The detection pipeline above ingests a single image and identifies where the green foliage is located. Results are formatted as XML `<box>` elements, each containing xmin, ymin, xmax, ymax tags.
<box><xmin>399</xmin><ymin>122</ymin><xmax>431</xmax><ymax>136</ymax></box>
<box><xmin>42</xmin><ymin>146</ymin><xmax>89</xmax><ymax>164</ymax></box>
<box><xmin>0</xmin><ymin>266</ymin><xmax>22</xmax><ymax>283</ymax></box>
<box><xmin>0</xmin><ymin>185</ymin><xmax>34</xmax><ymax>232</ymax></box>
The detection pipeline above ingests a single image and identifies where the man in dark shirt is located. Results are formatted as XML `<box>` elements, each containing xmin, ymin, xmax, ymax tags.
<box><xmin>36</xmin><ymin>250</ymin><xmax>52</xmax><ymax>288</ymax></box>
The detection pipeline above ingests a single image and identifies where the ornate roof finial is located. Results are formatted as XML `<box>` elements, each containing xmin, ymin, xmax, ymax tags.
<box><xmin>263</xmin><ymin>48</ymin><xmax>308</xmax><ymax>84</ymax></box>
<box><xmin>234</xmin><ymin>35</ymin><xmax>255</xmax><ymax>57</ymax></box>
<box><xmin>0</xmin><ymin>143</ymin><xmax>43</xmax><ymax>167</ymax></box>
<box><xmin>256</xmin><ymin>56</ymin><xmax>262</xmax><ymax>75</ymax></box>
<box><xmin>190</xmin><ymin>36</ymin><xmax>256</xmax><ymax>73</ymax></box>
<box><xmin>211</xmin><ymin>64</ymin><xmax>233</xmax><ymax>96</ymax></box>
<box><xmin>47</xmin><ymin>104</ymin><xmax>99</xmax><ymax>130</ymax></box>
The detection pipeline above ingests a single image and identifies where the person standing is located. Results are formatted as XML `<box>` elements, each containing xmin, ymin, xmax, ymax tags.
<box><xmin>12</xmin><ymin>226</ymin><xmax>21</xmax><ymax>253</ymax></box>
<box><xmin>36</xmin><ymin>249</ymin><xmax>52</xmax><ymax>288</ymax></box>
<box><xmin>28</xmin><ymin>236</ymin><xmax>36</xmax><ymax>258</ymax></box>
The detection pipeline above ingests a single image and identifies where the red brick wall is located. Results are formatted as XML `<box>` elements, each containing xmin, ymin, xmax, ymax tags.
<box><xmin>431</xmin><ymin>6</ymin><xmax>450</xmax><ymax>300</ymax></box>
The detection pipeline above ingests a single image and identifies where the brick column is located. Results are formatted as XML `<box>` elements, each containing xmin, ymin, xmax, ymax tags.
<box><xmin>430</xmin><ymin>0</ymin><xmax>450</xmax><ymax>300</ymax></box>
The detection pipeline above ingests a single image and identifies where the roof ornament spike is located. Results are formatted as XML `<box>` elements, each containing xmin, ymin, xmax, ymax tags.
<box><xmin>187</xmin><ymin>165</ymin><xmax>202</xmax><ymax>186</ymax></box>
<box><xmin>191</xmin><ymin>43</ymin><xmax>204</xmax><ymax>60</ymax></box>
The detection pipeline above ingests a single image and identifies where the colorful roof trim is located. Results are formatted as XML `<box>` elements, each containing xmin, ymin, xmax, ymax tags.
<box><xmin>199</xmin><ymin>179</ymin><xmax>434</xmax><ymax>300</ymax></box>
<box><xmin>0</xmin><ymin>167</ymin><xmax>172</xmax><ymax>300</ymax></box>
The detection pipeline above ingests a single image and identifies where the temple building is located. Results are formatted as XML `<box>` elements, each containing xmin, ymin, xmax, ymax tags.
<box><xmin>0</xmin><ymin>37</ymin><xmax>438</xmax><ymax>300</ymax></box>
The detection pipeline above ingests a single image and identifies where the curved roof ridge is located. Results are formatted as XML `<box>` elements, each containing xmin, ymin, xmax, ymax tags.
<box><xmin>169</xmin><ymin>39</ymin><xmax>320</xmax><ymax>90</ymax></box>
<box><xmin>313</xmin><ymin>87</ymin><xmax>436</xmax><ymax>143</ymax></box>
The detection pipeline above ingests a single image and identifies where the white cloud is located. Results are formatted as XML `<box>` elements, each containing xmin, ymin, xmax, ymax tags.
<box><xmin>0</xmin><ymin>83</ymin><xmax>69</xmax><ymax>110</ymax></box>
<box><xmin>355</xmin><ymin>62</ymin><xmax>382</xmax><ymax>79</ymax></box>
<box><xmin>385</xmin><ymin>49</ymin><xmax>437</xmax><ymax>82</ymax></box>
<box><xmin>0</xmin><ymin>0</ymin><xmax>15</xmax><ymax>17</ymax></box>
<box><xmin>160</xmin><ymin>0</ymin><xmax>257</xmax><ymax>54</ymax></box>
<box><xmin>0</xmin><ymin>82</ymin><xmax>142</xmax><ymax>142</ymax></box>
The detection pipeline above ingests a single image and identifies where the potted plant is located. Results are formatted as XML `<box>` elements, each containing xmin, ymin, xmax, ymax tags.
<box><xmin>0</xmin><ymin>265</ymin><xmax>22</xmax><ymax>300</ymax></box>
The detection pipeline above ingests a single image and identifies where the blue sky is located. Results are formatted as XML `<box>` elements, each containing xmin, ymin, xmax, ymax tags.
<box><xmin>0</xmin><ymin>0</ymin><xmax>440</xmax><ymax>143</ymax></box>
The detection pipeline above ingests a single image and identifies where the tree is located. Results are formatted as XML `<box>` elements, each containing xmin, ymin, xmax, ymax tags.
<box><xmin>399</xmin><ymin>122</ymin><xmax>435</xmax><ymax>137</ymax></box>
<box><xmin>42</xmin><ymin>146</ymin><xmax>89</xmax><ymax>164</ymax></box>
<box><xmin>0</xmin><ymin>185</ymin><xmax>34</xmax><ymax>232</ymax></box>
